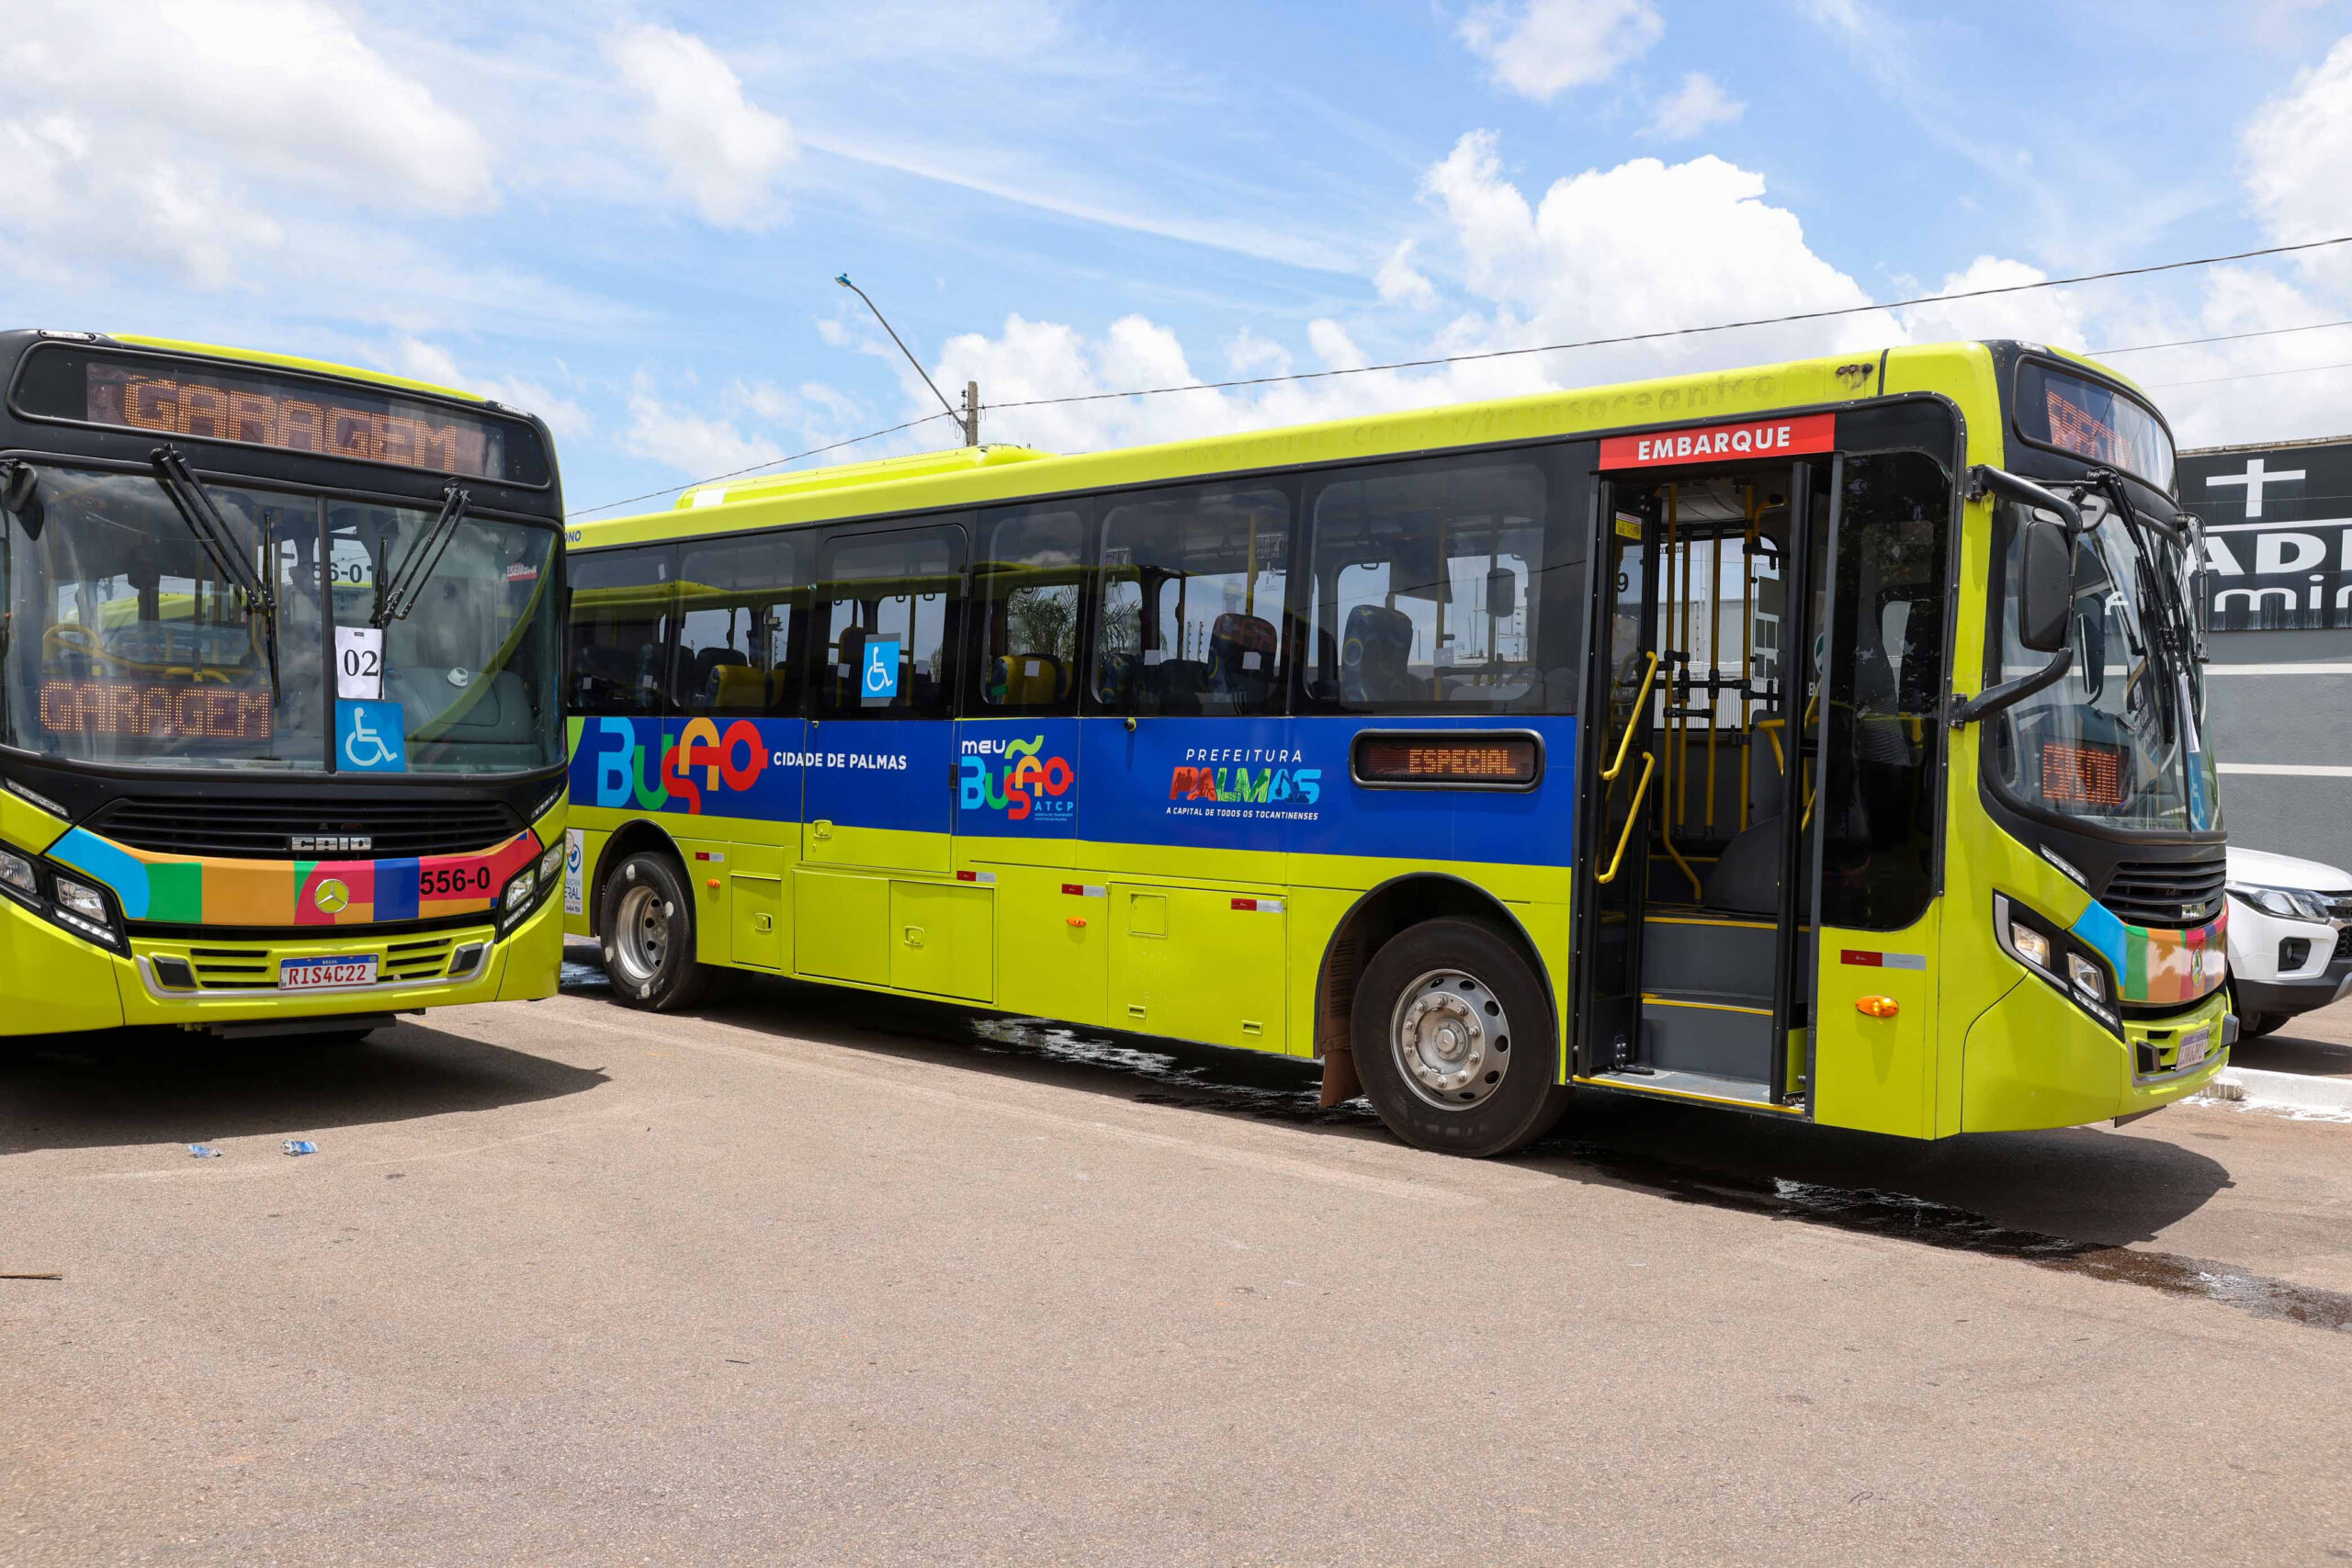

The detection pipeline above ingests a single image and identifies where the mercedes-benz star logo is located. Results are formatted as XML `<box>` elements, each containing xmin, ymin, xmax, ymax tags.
<box><xmin>314</xmin><ymin>878</ymin><xmax>351</xmax><ymax>915</ymax></box>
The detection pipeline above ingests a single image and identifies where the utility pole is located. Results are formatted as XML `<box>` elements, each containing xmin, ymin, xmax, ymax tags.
<box><xmin>835</xmin><ymin>274</ymin><xmax>979</xmax><ymax>446</ymax></box>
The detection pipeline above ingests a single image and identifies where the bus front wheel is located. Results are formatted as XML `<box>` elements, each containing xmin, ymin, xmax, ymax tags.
<box><xmin>600</xmin><ymin>852</ymin><xmax>716</xmax><ymax>1012</ymax></box>
<box><xmin>1351</xmin><ymin>918</ymin><xmax>1569</xmax><ymax>1157</ymax></box>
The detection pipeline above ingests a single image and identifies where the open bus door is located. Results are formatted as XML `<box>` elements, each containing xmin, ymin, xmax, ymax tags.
<box><xmin>1570</xmin><ymin>445</ymin><xmax>1830</xmax><ymax>1113</ymax></box>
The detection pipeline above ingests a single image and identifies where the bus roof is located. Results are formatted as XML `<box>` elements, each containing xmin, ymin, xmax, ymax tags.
<box><xmin>108</xmin><ymin>333</ymin><xmax>488</xmax><ymax>405</ymax></box>
<box><xmin>571</xmin><ymin>339</ymin><xmax>2149</xmax><ymax>548</ymax></box>
<box><xmin>672</xmin><ymin>443</ymin><xmax>1053</xmax><ymax>511</ymax></box>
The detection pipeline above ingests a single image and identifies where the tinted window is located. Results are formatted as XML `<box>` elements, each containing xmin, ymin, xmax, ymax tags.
<box><xmin>1095</xmin><ymin>485</ymin><xmax>1290</xmax><ymax>716</ymax></box>
<box><xmin>673</xmin><ymin>536</ymin><xmax>806</xmax><ymax>716</ymax></box>
<box><xmin>1817</xmin><ymin>451</ymin><xmax>1951</xmax><ymax>931</ymax></box>
<box><xmin>813</xmin><ymin>524</ymin><xmax>965</xmax><ymax>719</ymax></box>
<box><xmin>1304</xmin><ymin>455</ymin><xmax>1580</xmax><ymax>713</ymax></box>
<box><xmin>971</xmin><ymin>502</ymin><xmax>1086</xmax><ymax>716</ymax></box>
<box><xmin>568</xmin><ymin>546</ymin><xmax>673</xmax><ymax>716</ymax></box>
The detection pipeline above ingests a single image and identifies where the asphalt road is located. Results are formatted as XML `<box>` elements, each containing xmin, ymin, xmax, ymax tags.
<box><xmin>6</xmin><ymin>958</ymin><xmax>2352</xmax><ymax>1566</ymax></box>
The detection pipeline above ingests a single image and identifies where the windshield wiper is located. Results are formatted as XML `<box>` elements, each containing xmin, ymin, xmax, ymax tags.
<box><xmin>150</xmin><ymin>446</ymin><xmax>278</xmax><ymax>695</ymax></box>
<box><xmin>373</xmin><ymin>481</ymin><xmax>471</xmax><ymax>626</ymax></box>
<box><xmin>2082</xmin><ymin>468</ymin><xmax>2199</xmax><ymax>745</ymax></box>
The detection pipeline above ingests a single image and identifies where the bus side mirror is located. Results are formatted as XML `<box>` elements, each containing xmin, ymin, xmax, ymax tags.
<box><xmin>2018</xmin><ymin>517</ymin><xmax>2072</xmax><ymax>654</ymax></box>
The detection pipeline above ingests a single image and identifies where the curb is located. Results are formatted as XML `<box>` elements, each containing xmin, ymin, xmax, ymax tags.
<box><xmin>2196</xmin><ymin>1066</ymin><xmax>2352</xmax><ymax>1118</ymax></box>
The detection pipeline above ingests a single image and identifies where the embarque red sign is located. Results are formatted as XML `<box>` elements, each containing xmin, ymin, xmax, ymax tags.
<box><xmin>1600</xmin><ymin>412</ymin><xmax>1836</xmax><ymax>470</ymax></box>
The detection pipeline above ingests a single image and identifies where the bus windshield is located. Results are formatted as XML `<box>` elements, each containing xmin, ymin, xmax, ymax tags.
<box><xmin>1986</xmin><ymin>497</ymin><xmax>2220</xmax><ymax>833</ymax></box>
<box><xmin>0</xmin><ymin>463</ymin><xmax>562</xmax><ymax>773</ymax></box>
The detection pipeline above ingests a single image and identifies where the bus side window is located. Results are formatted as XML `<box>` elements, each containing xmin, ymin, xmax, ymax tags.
<box><xmin>567</xmin><ymin>545</ymin><xmax>676</xmax><ymax>716</ymax></box>
<box><xmin>674</xmin><ymin>535</ymin><xmax>806</xmax><ymax>717</ymax></box>
<box><xmin>971</xmin><ymin>502</ymin><xmax>1087</xmax><ymax>716</ymax></box>
<box><xmin>1093</xmin><ymin>485</ymin><xmax>1291</xmax><ymax>717</ymax></box>
<box><xmin>1302</xmin><ymin>455</ymin><xmax>1576</xmax><ymax>715</ymax></box>
<box><xmin>812</xmin><ymin>522</ymin><xmax>967</xmax><ymax>720</ymax></box>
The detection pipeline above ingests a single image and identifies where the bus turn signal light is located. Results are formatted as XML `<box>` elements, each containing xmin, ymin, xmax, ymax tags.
<box><xmin>1856</xmin><ymin>995</ymin><xmax>1900</xmax><ymax>1019</ymax></box>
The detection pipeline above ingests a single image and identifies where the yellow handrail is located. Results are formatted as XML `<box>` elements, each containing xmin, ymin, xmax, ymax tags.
<box><xmin>1594</xmin><ymin>752</ymin><xmax>1656</xmax><ymax>886</ymax></box>
<box><xmin>1601</xmin><ymin>650</ymin><xmax>1659</xmax><ymax>782</ymax></box>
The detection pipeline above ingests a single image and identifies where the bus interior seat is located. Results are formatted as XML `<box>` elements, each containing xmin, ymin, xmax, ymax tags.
<box><xmin>1340</xmin><ymin>604</ymin><xmax>1416</xmax><ymax>705</ymax></box>
<box><xmin>993</xmin><ymin>651</ymin><xmax>1066</xmax><ymax>706</ymax></box>
<box><xmin>1207</xmin><ymin>613</ymin><xmax>1277</xmax><ymax>707</ymax></box>
<box><xmin>1153</xmin><ymin>659</ymin><xmax>1211</xmax><ymax>713</ymax></box>
<box><xmin>1096</xmin><ymin>649</ymin><xmax>1137</xmax><ymax>706</ymax></box>
<box><xmin>1702</xmin><ymin>817</ymin><xmax>1782</xmax><ymax>916</ymax></box>
<box><xmin>683</xmin><ymin>647</ymin><xmax>747</xmax><ymax>706</ymax></box>
<box><xmin>710</xmin><ymin>660</ymin><xmax>767</xmax><ymax>711</ymax></box>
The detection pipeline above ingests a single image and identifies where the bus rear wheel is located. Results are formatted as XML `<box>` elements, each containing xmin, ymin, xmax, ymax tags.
<box><xmin>1352</xmin><ymin>918</ymin><xmax>1569</xmax><ymax>1157</ymax></box>
<box><xmin>600</xmin><ymin>852</ymin><xmax>715</xmax><ymax>1012</ymax></box>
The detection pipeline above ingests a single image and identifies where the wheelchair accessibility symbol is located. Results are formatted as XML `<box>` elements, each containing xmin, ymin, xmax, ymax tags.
<box><xmin>336</xmin><ymin>699</ymin><xmax>408</xmax><ymax>773</ymax></box>
<box><xmin>861</xmin><ymin>637</ymin><xmax>901</xmax><ymax>703</ymax></box>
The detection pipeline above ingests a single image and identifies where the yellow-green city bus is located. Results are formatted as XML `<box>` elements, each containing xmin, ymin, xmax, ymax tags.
<box><xmin>0</xmin><ymin>332</ymin><xmax>570</xmax><ymax>1041</ymax></box>
<box><xmin>561</xmin><ymin>340</ymin><xmax>2230</xmax><ymax>1156</ymax></box>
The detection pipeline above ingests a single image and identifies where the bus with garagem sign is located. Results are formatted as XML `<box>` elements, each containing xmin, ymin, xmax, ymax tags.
<box><xmin>0</xmin><ymin>331</ymin><xmax>569</xmax><ymax>1041</ymax></box>
<box><xmin>561</xmin><ymin>340</ymin><xmax>2230</xmax><ymax>1155</ymax></box>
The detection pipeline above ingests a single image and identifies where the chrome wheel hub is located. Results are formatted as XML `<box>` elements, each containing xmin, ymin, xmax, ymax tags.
<box><xmin>611</xmin><ymin>883</ymin><xmax>671</xmax><ymax>985</ymax></box>
<box><xmin>1392</xmin><ymin>969</ymin><xmax>1511</xmax><ymax>1110</ymax></box>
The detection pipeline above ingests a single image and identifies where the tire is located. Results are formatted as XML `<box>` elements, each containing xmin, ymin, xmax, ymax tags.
<box><xmin>2244</xmin><ymin>1012</ymin><xmax>2288</xmax><ymax>1038</ymax></box>
<box><xmin>599</xmin><ymin>851</ymin><xmax>716</xmax><ymax>1012</ymax></box>
<box><xmin>1351</xmin><ymin>918</ymin><xmax>1571</xmax><ymax>1157</ymax></box>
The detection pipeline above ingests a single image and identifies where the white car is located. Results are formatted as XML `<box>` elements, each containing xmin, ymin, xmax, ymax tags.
<box><xmin>2226</xmin><ymin>846</ymin><xmax>2352</xmax><ymax>1037</ymax></box>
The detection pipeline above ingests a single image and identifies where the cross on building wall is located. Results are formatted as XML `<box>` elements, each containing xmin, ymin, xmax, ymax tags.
<box><xmin>2204</xmin><ymin>456</ymin><xmax>2306</xmax><ymax>519</ymax></box>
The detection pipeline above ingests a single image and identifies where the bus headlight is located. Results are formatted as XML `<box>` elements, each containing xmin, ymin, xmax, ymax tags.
<box><xmin>2066</xmin><ymin>953</ymin><xmax>2105</xmax><ymax>999</ymax></box>
<box><xmin>1994</xmin><ymin>894</ymin><xmax>2121</xmax><ymax>1035</ymax></box>
<box><xmin>0</xmin><ymin>848</ymin><xmax>36</xmax><ymax>897</ymax></box>
<box><xmin>537</xmin><ymin>842</ymin><xmax>564</xmax><ymax>886</ymax></box>
<box><xmin>54</xmin><ymin>878</ymin><xmax>108</xmax><ymax>922</ymax></box>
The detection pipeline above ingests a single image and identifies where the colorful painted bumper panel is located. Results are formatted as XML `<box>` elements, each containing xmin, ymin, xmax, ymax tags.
<box><xmin>2071</xmin><ymin>899</ymin><xmax>2229</xmax><ymax>1007</ymax></box>
<box><xmin>48</xmin><ymin>826</ymin><xmax>542</xmax><ymax>926</ymax></box>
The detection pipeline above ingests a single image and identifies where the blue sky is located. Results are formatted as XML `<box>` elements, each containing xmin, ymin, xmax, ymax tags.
<box><xmin>6</xmin><ymin>0</ymin><xmax>2352</xmax><ymax>516</ymax></box>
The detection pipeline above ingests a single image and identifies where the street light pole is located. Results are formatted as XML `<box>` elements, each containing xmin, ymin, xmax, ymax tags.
<box><xmin>835</xmin><ymin>274</ymin><xmax>978</xmax><ymax>446</ymax></box>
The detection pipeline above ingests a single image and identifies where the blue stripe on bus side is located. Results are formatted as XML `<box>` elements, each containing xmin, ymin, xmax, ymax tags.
<box><xmin>566</xmin><ymin>712</ymin><xmax>1578</xmax><ymax>867</ymax></box>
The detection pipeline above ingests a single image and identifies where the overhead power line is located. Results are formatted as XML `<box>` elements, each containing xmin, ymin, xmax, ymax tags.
<box><xmin>2089</xmin><ymin>319</ymin><xmax>2352</xmax><ymax>356</ymax></box>
<box><xmin>2146</xmin><ymin>358</ymin><xmax>2352</xmax><ymax>390</ymax></box>
<box><xmin>568</xmin><ymin>412</ymin><xmax>957</xmax><ymax>520</ymax></box>
<box><xmin>571</xmin><ymin>231</ymin><xmax>2352</xmax><ymax>519</ymax></box>
<box><xmin>978</xmin><ymin>232</ymin><xmax>2352</xmax><ymax>414</ymax></box>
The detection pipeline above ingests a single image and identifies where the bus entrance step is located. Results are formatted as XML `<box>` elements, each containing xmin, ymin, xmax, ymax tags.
<box><xmin>1640</xmin><ymin>995</ymin><xmax>1773</xmax><ymax>1081</ymax></box>
<box><xmin>1580</xmin><ymin>1066</ymin><xmax>1785</xmax><ymax>1110</ymax></box>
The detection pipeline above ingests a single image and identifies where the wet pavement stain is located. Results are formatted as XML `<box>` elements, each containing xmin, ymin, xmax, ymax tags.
<box><xmin>964</xmin><ymin>1013</ymin><xmax>2352</xmax><ymax>1335</ymax></box>
<box><xmin>564</xmin><ymin>953</ymin><xmax>2352</xmax><ymax>1337</ymax></box>
<box><xmin>1545</xmin><ymin>1146</ymin><xmax>2352</xmax><ymax>1336</ymax></box>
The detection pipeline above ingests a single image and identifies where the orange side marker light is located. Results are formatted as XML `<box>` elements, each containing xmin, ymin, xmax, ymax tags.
<box><xmin>1856</xmin><ymin>995</ymin><xmax>1900</xmax><ymax>1019</ymax></box>
<box><xmin>706</xmin><ymin>878</ymin><xmax>721</xmax><ymax>890</ymax></box>
<box><xmin>1067</xmin><ymin>917</ymin><xmax>1088</xmax><ymax>928</ymax></box>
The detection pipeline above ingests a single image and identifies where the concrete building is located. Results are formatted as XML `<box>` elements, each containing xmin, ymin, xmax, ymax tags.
<box><xmin>2180</xmin><ymin>435</ymin><xmax>2352</xmax><ymax>873</ymax></box>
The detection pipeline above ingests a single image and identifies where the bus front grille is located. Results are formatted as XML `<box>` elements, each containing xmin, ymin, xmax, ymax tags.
<box><xmin>89</xmin><ymin>798</ymin><xmax>522</xmax><ymax>861</ymax></box>
<box><xmin>2102</xmin><ymin>855</ymin><xmax>2227</xmax><ymax>928</ymax></box>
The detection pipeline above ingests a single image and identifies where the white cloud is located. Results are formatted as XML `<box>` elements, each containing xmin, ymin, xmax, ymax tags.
<box><xmin>924</xmin><ymin>134</ymin><xmax>1913</xmax><ymax>457</ymax></box>
<box><xmin>1456</xmin><ymin>0</ymin><xmax>1664</xmax><ymax>102</ymax></box>
<box><xmin>1419</xmin><ymin>133</ymin><xmax>1898</xmax><ymax>369</ymax></box>
<box><xmin>1645</xmin><ymin>72</ymin><xmax>1745</xmax><ymax>141</ymax></box>
<box><xmin>1374</xmin><ymin>241</ymin><xmax>1440</xmax><ymax>307</ymax></box>
<box><xmin>0</xmin><ymin>114</ymin><xmax>282</xmax><ymax>289</ymax></box>
<box><xmin>2244</xmin><ymin>33</ymin><xmax>2352</xmax><ymax>292</ymax></box>
<box><xmin>1897</xmin><ymin>256</ymin><xmax>2090</xmax><ymax>350</ymax></box>
<box><xmin>606</xmin><ymin>23</ymin><xmax>797</xmax><ymax>231</ymax></box>
<box><xmin>624</xmin><ymin>373</ymin><xmax>786</xmax><ymax>479</ymax></box>
<box><xmin>2</xmin><ymin>1</ymin><xmax>494</xmax><ymax>216</ymax></box>
<box><xmin>390</xmin><ymin>338</ymin><xmax>594</xmax><ymax>445</ymax></box>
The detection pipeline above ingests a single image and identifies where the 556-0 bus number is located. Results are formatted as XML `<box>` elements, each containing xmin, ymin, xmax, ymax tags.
<box><xmin>420</xmin><ymin>865</ymin><xmax>492</xmax><ymax>897</ymax></box>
